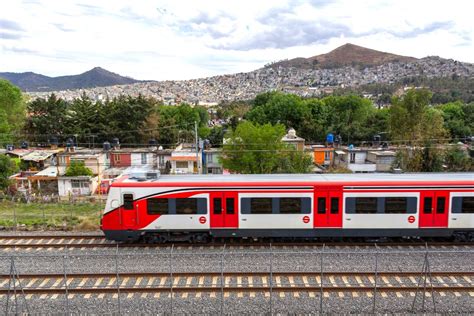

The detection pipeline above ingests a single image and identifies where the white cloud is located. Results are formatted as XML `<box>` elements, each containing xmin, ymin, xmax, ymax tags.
<box><xmin>0</xmin><ymin>0</ymin><xmax>472</xmax><ymax>80</ymax></box>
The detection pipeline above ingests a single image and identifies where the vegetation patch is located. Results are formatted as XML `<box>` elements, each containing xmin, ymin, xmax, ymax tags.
<box><xmin>0</xmin><ymin>201</ymin><xmax>103</xmax><ymax>231</ymax></box>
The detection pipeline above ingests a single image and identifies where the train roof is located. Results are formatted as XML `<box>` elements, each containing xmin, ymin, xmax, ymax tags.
<box><xmin>111</xmin><ymin>173</ymin><xmax>474</xmax><ymax>187</ymax></box>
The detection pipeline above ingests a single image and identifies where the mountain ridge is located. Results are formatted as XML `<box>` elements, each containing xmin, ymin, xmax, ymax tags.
<box><xmin>266</xmin><ymin>43</ymin><xmax>418</xmax><ymax>69</ymax></box>
<box><xmin>0</xmin><ymin>67</ymin><xmax>141</xmax><ymax>92</ymax></box>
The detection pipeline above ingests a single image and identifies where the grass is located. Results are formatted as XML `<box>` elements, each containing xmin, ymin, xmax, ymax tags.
<box><xmin>0</xmin><ymin>201</ymin><xmax>104</xmax><ymax>230</ymax></box>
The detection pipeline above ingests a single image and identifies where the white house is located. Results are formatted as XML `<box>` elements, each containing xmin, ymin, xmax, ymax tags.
<box><xmin>58</xmin><ymin>176</ymin><xmax>99</xmax><ymax>197</ymax></box>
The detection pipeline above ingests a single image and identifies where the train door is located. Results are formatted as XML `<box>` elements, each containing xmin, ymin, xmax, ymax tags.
<box><xmin>122</xmin><ymin>193</ymin><xmax>138</xmax><ymax>228</ymax></box>
<box><xmin>314</xmin><ymin>187</ymin><xmax>343</xmax><ymax>228</ymax></box>
<box><xmin>210</xmin><ymin>192</ymin><xmax>238</xmax><ymax>228</ymax></box>
<box><xmin>419</xmin><ymin>191</ymin><xmax>449</xmax><ymax>227</ymax></box>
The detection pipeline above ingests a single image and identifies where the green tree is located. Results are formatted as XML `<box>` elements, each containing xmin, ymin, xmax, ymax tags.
<box><xmin>64</xmin><ymin>160</ymin><xmax>93</xmax><ymax>176</ymax></box>
<box><xmin>104</xmin><ymin>94</ymin><xmax>155</xmax><ymax>144</ymax></box>
<box><xmin>322</xmin><ymin>95</ymin><xmax>374</xmax><ymax>143</ymax></box>
<box><xmin>393</xmin><ymin>144</ymin><xmax>444</xmax><ymax>172</ymax></box>
<box><xmin>0</xmin><ymin>110</ymin><xmax>12</xmax><ymax>145</ymax></box>
<box><xmin>25</xmin><ymin>94</ymin><xmax>69</xmax><ymax>143</ymax></box>
<box><xmin>0</xmin><ymin>155</ymin><xmax>19</xmax><ymax>191</ymax></box>
<box><xmin>437</xmin><ymin>101</ymin><xmax>471</xmax><ymax>140</ymax></box>
<box><xmin>389</xmin><ymin>89</ymin><xmax>448</xmax><ymax>144</ymax></box>
<box><xmin>207</xmin><ymin>126</ymin><xmax>225</xmax><ymax>147</ymax></box>
<box><xmin>0</xmin><ymin>80</ymin><xmax>26</xmax><ymax>143</ymax></box>
<box><xmin>299</xmin><ymin>98</ymin><xmax>329</xmax><ymax>142</ymax></box>
<box><xmin>220</xmin><ymin>121</ymin><xmax>313</xmax><ymax>174</ymax></box>
<box><xmin>246</xmin><ymin>92</ymin><xmax>309</xmax><ymax>131</ymax></box>
<box><xmin>444</xmin><ymin>145</ymin><xmax>472</xmax><ymax>171</ymax></box>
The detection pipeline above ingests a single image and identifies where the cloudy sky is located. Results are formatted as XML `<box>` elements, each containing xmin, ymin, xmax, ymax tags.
<box><xmin>1</xmin><ymin>0</ymin><xmax>472</xmax><ymax>80</ymax></box>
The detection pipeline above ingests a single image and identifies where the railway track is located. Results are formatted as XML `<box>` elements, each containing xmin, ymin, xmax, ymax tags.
<box><xmin>0</xmin><ymin>235</ymin><xmax>473</xmax><ymax>249</ymax></box>
<box><xmin>1</xmin><ymin>271</ymin><xmax>472</xmax><ymax>296</ymax></box>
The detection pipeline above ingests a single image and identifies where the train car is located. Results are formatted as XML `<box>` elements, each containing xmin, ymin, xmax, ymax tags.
<box><xmin>100</xmin><ymin>173</ymin><xmax>474</xmax><ymax>242</ymax></box>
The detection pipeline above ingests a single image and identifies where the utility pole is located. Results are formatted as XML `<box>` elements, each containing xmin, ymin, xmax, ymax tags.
<box><xmin>194</xmin><ymin>121</ymin><xmax>200</xmax><ymax>174</ymax></box>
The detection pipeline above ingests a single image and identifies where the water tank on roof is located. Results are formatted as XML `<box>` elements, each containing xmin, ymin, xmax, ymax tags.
<box><xmin>6</xmin><ymin>144</ymin><xmax>14</xmax><ymax>151</ymax></box>
<box><xmin>66</xmin><ymin>138</ymin><xmax>73</xmax><ymax>148</ymax></box>
<box><xmin>111</xmin><ymin>138</ymin><xmax>120</xmax><ymax>146</ymax></box>
<box><xmin>148</xmin><ymin>139</ymin><xmax>157</xmax><ymax>146</ymax></box>
<box><xmin>49</xmin><ymin>136</ymin><xmax>58</xmax><ymax>145</ymax></box>
<box><xmin>103</xmin><ymin>141</ymin><xmax>111</xmax><ymax>151</ymax></box>
<box><xmin>326</xmin><ymin>133</ymin><xmax>334</xmax><ymax>144</ymax></box>
<box><xmin>20</xmin><ymin>141</ymin><xmax>28</xmax><ymax>149</ymax></box>
<box><xmin>349</xmin><ymin>144</ymin><xmax>354</xmax><ymax>150</ymax></box>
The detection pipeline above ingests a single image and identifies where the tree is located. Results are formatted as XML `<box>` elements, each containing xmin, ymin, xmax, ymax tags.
<box><xmin>389</xmin><ymin>89</ymin><xmax>448</xmax><ymax>144</ymax></box>
<box><xmin>322</xmin><ymin>95</ymin><xmax>374</xmax><ymax>143</ymax></box>
<box><xmin>246</xmin><ymin>92</ymin><xmax>309</xmax><ymax>131</ymax></box>
<box><xmin>393</xmin><ymin>144</ymin><xmax>444</xmax><ymax>172</ymax></box>
<box><xmin>207</xmin><ymin>126</ymin><xmax>225</xmax><ymax>147</ymax></box>
<box><xmin>437</xmin><ymin>101</ymin><xmax>471</xmax><ymax>140</ymax></box>
<box><xmin>64</xmin><ymin>161</ymin><xmax>93</xmax><ymax>176</ymax></box>
<box><xmin>220</xmin><ymin>121</ymin><xmax>313</xmax><ymax>174</ymax></box>
<box><xmin>0</xmin><ymin>80</ymin><xmax>26</xmax><ymax>143</ymax></box>
<box><xmin>25</xmin><ymin>94</ymin><xmax>69</xmax><ymax>143</ymax></box>
<box><xmin>444</xmin><ymin>145</ymin><xmax>472</xmax><ymax>171</ymax></box>
<box><xmin>0</xmin><ymin>155</ymin><xmax>19</xmax><ymax>191</ymax></box>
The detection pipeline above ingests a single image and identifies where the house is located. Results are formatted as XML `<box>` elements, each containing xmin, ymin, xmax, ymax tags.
<box><xmin>334</xmin><ymin>148</ymin><xmax>376</xmax><ymax>173</ymax></box>
<box><xmin>57</xmin><ymin>148</ymin><xmax>109</xmax><ymax>177</ymax></box>
<box><xmin>312</xmin><ymin>145</ymin><xmax>334</xmax><ymax>166</ymax></box>
<box><xmin>281</xmin><ymin>128</ymin><xmax>305</xmax><ymax>151</ymax></box>
<box><xmin>110</xmin><ymin>149</ymin><xmax>132</xmax><ymax>168</ymax></box>
<box><xmin>170</xmin><ymin>143</ymin><xmax>200</xmax><ymax>174</ymax></box>
<box><xmin>57</xmin><ymin>148</ymin><xmax>109</xmax><ymax>197</ymax></box>
<box><xmin>203</xmin><ymin>148</ymin><xmax>223</xmax><ymax>174</ymax></box>
<box><xmin>367</xmin><ymin>151</ymin><xmax>397</xmax><ymax>172</ymax></box>
<box><xmin>58</xmin><ymin>175</ymin><xmax>99</xmax><ymax>197</ymax></box>
<box><xmin>20</xmin><ymin>149</ymin><xmax>62</xmax><ymax>171</ymax></box>
<box><xmin>156</xmin><ymin>148</ymin><xmax>172</xmax><ymax>174</ymax></box>
<box><xmin>7</xmin><ymin>148</ymin><xmax>63</xmax><ymax>195</ymax></box>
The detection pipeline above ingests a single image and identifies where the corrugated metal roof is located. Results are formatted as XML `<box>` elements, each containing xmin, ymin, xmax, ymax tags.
<box><xmin>21</xmin><ymin>150</ymin><xmax>55</xmax><ymax>162</ymax></box>
<box><xmin>33</xmin><ymin>166</ymin><xmax>66</xmax><ymax>177</ymax></box>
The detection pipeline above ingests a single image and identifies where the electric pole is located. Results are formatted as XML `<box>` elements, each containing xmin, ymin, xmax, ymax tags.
<box><xmin>195</xmin><ymin>121</ymin><xmax>200</xmax><ymax>174</ymax></box>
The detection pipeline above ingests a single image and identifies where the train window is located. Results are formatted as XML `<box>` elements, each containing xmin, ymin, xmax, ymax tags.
<box><xmin>226</xmin><ymin>198</ymin><xmax>235</xmax><ymax>214</ymax></box>
<box><xmin>330</xmin><ymin>198</ymin><xmax>339</xmax><ymax>214</ymax></box>
<box><xmin>123</xmin><ymin>194</ymin><xmax>134</xmax><ymax>210</ymax></box>
<box><xmin>355</xmin><ymin>197</ymin><xmax>378</xmax><ymax>214</ymax></box>
<box><xmin>175</xmin><ymin>198</ymin><xmax>207</xmax><ymax>215</ymax></box>
<box><xmin>462</xmin><ymin>197</ymin><xmax>474</xmax><ymax>213</ymax></box>
<box><xmin>436</xmin><ymin>197</ymin><xmax>446</xmax><ymax>214</ymax></box>
<box><xmin>147</xmin><ymin>198</ymin><xmax>169</xmax><ymax>215</ymax></box>
<box><xmin>452</xmin><ymin>197</ymin><xmax>474</xmax><ymax>213</ymax></box>
<box><xmin>241</xmin><ymin>198</ymin><xmax>272</xmax><ymax>214</ymax></box>
<box><xmin>384</xmin><ymin>197</ymin><xmax>407</xmax><ymax>214</ymax></box>
<box><xmin>280</xmin><ymin>198</ymin><xmax>302</xmax><ymax>214</ymax></box>
<box><xmin>213</xmin><ymin>198</ymin><xmax>222</xmax><ymax>214</ymax></box>
<box><xmin>423</xmin><ymin>197</ymin><xmax>432</xmax><ymax>214</ymax></box>
<box><xmin>317</xmin><ymin>197</ymin><xmax>326</xmax><ymax>214</ymax></box>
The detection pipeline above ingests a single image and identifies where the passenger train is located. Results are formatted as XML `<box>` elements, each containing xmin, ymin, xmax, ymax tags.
<box><xmin>100</xmin><ymin>173</ymin><xmax>474</xmax><ymax>242</ymax></box>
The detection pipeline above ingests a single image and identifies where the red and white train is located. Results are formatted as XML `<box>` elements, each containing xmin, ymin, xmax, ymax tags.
<box><xmin>101</xmin><ymin>173</ymin><xmax>474</xmax><ymax>242</ymax></box>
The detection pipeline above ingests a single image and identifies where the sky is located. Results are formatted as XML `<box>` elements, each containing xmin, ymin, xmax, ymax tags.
<box><xmin>1</xmin><ymin>0</ymin><xmax>473</xmax><ymax>81</ymax></box>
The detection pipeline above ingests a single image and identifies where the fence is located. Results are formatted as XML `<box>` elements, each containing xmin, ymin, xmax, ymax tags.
<box><xmin>0</xmin><ymin>199</ymin><xmax>104</xmax><ymax>230</ymax></box>
<box><xmin>1</xmin><ymin>244</ymin><xmax>473</xmax><ymax>314</ymax></box>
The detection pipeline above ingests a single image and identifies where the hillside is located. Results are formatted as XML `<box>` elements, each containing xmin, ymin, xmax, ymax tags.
<box><xmin>267</xmin><ymin>43</ymin><xmax>417</xmax><ymax>69</ymax></box>
<box><xmin>27</xmin><ymin>45</ymin><xmax>474</xmax><ymax>104</ymax></box>
<box><xmin>0</xmin><ymin>67</ymin><xmax>140</xmax><ymax>92</ymax></box>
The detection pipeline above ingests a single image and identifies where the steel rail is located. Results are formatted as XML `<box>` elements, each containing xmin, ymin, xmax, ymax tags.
<box><xmin>0</xmin><ymin>271</ymin><xmax>472</xmax><ymax>279</ymax></box>
<box><xmin>1</xmin><ymin>240</ymin><xmax>473</xmax><ymax>248</ymax></box>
